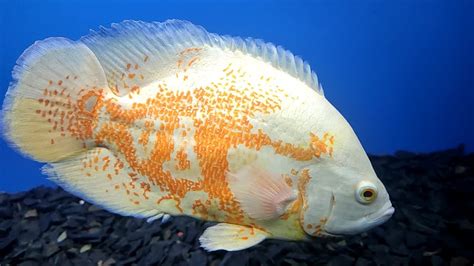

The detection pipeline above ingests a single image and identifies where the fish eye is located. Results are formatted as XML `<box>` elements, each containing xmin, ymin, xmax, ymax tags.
<box><xmin>355</xmin><ymin>181</ymin><xmax>378</xmax><ymax>204</ymax></box>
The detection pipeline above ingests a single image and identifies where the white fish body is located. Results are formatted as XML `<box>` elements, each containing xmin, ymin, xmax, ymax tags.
<box><xmin>1</xmin><ymin>20</ymin><xmax>393</xmax><ymax>251</ymax></box>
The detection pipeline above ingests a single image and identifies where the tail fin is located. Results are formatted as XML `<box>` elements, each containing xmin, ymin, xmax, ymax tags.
<box><xmin>1</xmin><ymin>37</ymin><xmax>109</xmax><ymax>163</ymax></box>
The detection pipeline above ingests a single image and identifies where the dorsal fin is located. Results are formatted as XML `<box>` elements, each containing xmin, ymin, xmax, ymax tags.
<box><xmin>80</xmin><ymin>20</ymin><xmax>323</xmax><ymax>97</ymax></box>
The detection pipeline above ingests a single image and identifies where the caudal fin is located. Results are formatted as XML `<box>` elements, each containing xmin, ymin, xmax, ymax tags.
<box><xmin>1</xmin><ymin>37</ymin><xmax>109</xmax><ymax>163</ymax></box>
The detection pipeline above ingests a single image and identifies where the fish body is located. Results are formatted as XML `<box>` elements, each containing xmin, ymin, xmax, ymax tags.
<box><xmin>1</xmin><ymin>20</ymin><xmax>393</xmax><ymax>251</ymax></box>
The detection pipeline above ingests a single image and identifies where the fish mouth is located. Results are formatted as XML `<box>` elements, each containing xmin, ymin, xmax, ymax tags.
<box><xmin>356</xmin><ymin>203</ymin><xmax>395</xmax><ymax>233</ymax></box>
<box><xmin>321</xmin><ymin>200</ymin><xmax>395</xmax><ymax>236</ymax></box>
<box><xmin>366</xmin><ymin>203</ymin><xmax>395</xmax><ymax>228</ymax></box>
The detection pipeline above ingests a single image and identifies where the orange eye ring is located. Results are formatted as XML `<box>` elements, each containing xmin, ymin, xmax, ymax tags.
<box><xmin>356</xmin><ymin>181</ymin><xmax>378</xmax><ymax>204</ymax></box>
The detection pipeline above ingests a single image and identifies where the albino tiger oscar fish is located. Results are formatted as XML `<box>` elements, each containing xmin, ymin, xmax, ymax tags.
<box><xmin>1</xmin><ymin>20</ymin><xmax>394</xmax><ymax>251</ymax></box>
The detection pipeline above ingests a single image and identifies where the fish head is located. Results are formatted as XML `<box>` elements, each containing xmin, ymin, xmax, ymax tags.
<box><xmin>298</xmin><ymin>101</ymin><xmax>394</xmax><ymax>237</ymax></box>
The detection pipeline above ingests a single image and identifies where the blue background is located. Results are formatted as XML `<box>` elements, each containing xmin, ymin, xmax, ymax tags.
<box><xmin>0</xmin><ymin>0</ymin><xmax>472</xmax><ymax>192</ymax></box>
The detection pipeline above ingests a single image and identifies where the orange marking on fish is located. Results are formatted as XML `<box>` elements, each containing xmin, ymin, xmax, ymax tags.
<box><xmin>131</xmin><ymin>86</ymin><xmax>140</xmax><ymax>94</ymax></box>
<box><xmin>140</xmin><ymin>182</ymin><xmax>151</xmax><ymax>200</ymax></box>
<box><xmin>284</xmin><ymin>175</ymin><xmax>293</xmax><ymax>187</ymax></box>
<box><xmin>175</xmin><ymin>147</ymin><xmax>191</xmax><ymax>170</ymax></box>
<box><xmin>34</xmin><ymin>67</ymin><xmax>335</xmax><ymax>224</ymax></box>
<box><xmin>179</xmin><ymin>47</ymin><xmax>202</xmax><ymax>56</ymax></box>
<box><xmin>297</xmin><ymin>168</ymin><xmax>312</xmax><ymax>224</ymax></box>
<box><xmin>249</xmin><ymin>227</ymin><xmax>255</xmax><ymax>235</ymax></box>
<box><xmin>187</xmin><ymin>57</ymin><xmax>199</xmax><ymax>67</ymax></box>
<box><xmin>310</xmin><ymin>132</ymin><xmax>335</xmax><ymax>157</ymax></box>
<box><xmin>313</xmin><ymin>225</ymin><xmax>323</xmax><ymax>236</ymax></box>
<box><xmin>192</xmin><ymin>199</ymin><xmax>210</xmax><ymax>219</ymax></box>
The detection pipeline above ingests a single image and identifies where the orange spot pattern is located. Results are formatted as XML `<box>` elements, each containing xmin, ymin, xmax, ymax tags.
<box><xmin>280</xmin><ymin>168</ymin><xmax>311</xmax><ymax>221</ymax></box>
<box><xmin>177</xmin><ymin>48</ymin><xmax>202</xmax><ymax>81</ymax></box>
<box><xmin>36</xmin><ymin>78</ymin><xmax>104</xmax><ymax>147</ymax></box>
<box><xmin>298</xmin><ymin>169</ymin><xmax>312</xmax><ymax>216</ymax></box>
<box><xmin>312</xmin><ymin>217</ymin><xmax>329</xmax><ymax>237</ymax></box>
<box><xmin>175</xmin><ymin>147</ymin><xmax>191</xmax><ymax>170</ymax></box>
<box><xmin>34</xmin><ymin>47</ymin><xmax>335</xmax><ymax>225</ymax></box>
<box><xmin>310</xmin><ymin>132</ymin><xmax>335</xmax><ymax>157</ymax></box>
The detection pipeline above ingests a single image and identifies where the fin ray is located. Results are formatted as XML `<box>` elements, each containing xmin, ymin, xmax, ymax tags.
<box><xmin>43</xmin><ymin>147</ymin><xmax>162</xmax><ymax>219</ymax></box>
<box><xmin>80</xmin><ymin>20</ymin><xmax>322</xmax><ymax>97</ymax></box>
<box><xmin>228</xmin><ymin>165</ymin><xmax>296</xmax><ymax>220</ymax></box>
<box><xmin>199</xmin><ymin>223</ymin><xmax>269</xmax><ymax>251</ymax></box>
<box><xmin>1</xmin><ymin>37</ymin><xmax>109</xmax><ymax>162</ymax></box>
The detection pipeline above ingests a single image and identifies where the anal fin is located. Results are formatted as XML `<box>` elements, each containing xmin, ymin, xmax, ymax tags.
<box><xmin>199</xmin><ymin>223</ymin><xmax>269</xmax><ymax>251</ymax></box>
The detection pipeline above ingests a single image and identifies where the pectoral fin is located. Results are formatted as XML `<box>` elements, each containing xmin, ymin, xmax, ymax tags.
<box><xmin>227</xmin><ymin>165</ymin><xmax>296</xmax><ymax>220</ymax></box>
<box><xmin>199</xmin><ymin>223</ymin><xmax>269</xmax><ymax>251</ymax></box>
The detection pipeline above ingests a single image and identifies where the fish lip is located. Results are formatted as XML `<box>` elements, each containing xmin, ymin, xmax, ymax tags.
<box><xmin>370</xmin><ymin>204</ymin><xmax>395</xmax><ymax>225</ymax></box>
<box><xmin>370</xmin><ymin>202</ymin><xmax>394</xmax><ymax>219</ymax></box>
<box><xmin>362</xmin><ymin>202</ymin><xmax>395</xmax><ymax>230</ymax></box>
<box><xmin>321</xmin><ymin>202</ymin><xmax>395</xmax><ymax>236</ymax></box>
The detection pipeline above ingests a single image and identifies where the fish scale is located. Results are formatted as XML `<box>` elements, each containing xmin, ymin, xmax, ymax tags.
<box><xmin>1</xmin><ymin>19</ymin><xmax>393</xmax><ymax>252</ymax></box>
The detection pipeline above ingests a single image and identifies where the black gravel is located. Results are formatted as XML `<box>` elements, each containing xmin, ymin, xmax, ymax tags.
<box><xmin>0</xmin><ymin>145</ymin><xmax>473</xmax><ymax>265</ymax></box>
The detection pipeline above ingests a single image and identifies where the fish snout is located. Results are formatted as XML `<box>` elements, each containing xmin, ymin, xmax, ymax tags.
<box><xmin>365</xmin><ymin>202</ymin><xmax>395</xmax><ymax>229</ymax></box>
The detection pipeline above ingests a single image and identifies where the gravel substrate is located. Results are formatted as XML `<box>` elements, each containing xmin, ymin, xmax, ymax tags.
<box><xmin>0</xmin><ymin>146</ymin><xmax>473</xmax><ymax>266</ymax></box>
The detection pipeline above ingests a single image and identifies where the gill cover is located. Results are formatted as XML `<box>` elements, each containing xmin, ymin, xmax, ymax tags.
<box><xmin>299</xmin><ymin>165</ymin><xmax>337</xmax><ymax>236</ymax></box>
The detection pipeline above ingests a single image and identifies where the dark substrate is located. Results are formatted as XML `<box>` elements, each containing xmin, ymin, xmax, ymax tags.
<box><xmin>0</xmin><ymin>146</ymin><xmax>473</xmax><ymax>266</ymax></box>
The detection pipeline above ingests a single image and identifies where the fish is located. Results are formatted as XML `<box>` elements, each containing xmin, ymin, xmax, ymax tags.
<box><xmin>1</xmin><ymin>20</ymin><xmax>394</xmax><ymax>251</ymax></box>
